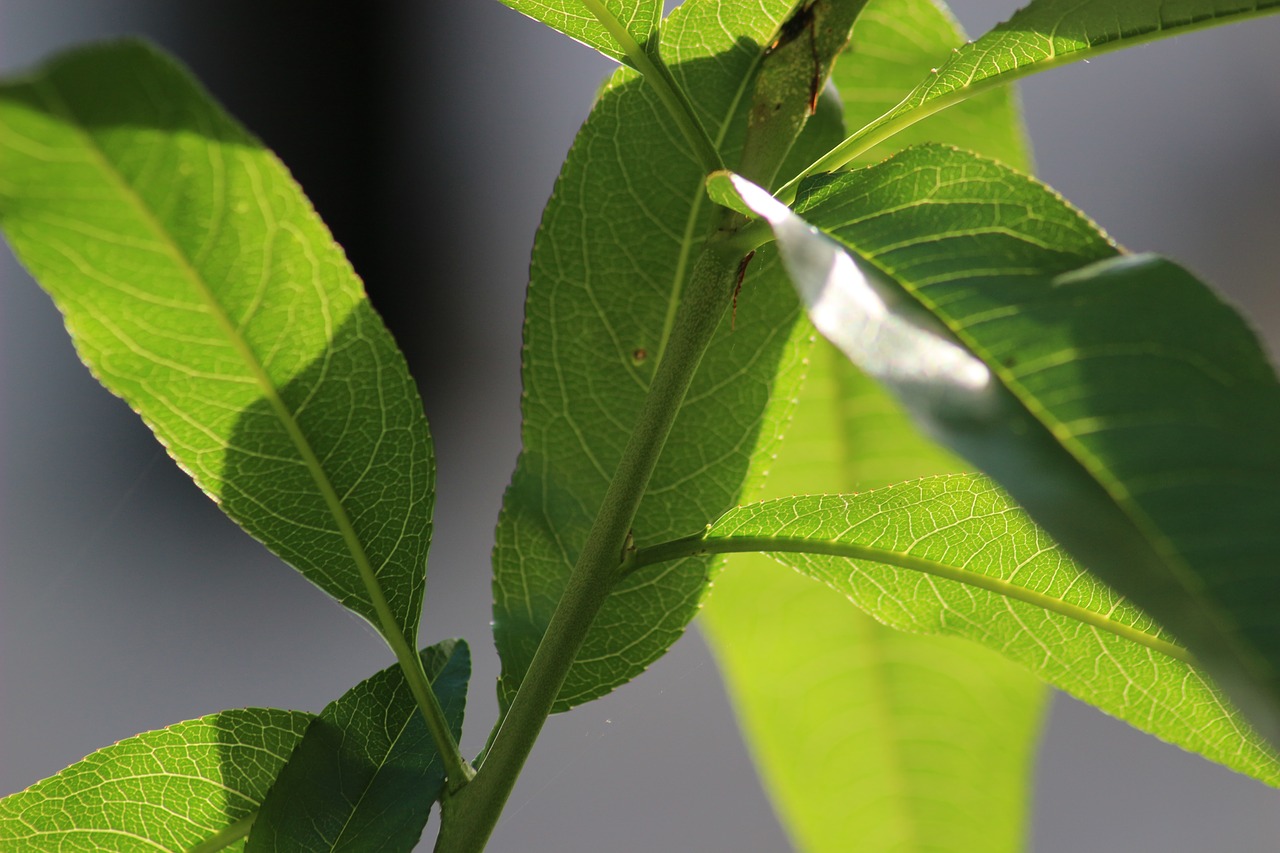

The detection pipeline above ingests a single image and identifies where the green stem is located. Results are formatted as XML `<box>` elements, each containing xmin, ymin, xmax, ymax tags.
<box><xmin>580</xmin><ymin>0</ymin><xmax>723</xmax><ymax>173</ymax></box>
<box><xmin>433</xmin><ymin>238</ymin><xmax>743</xmax><ymax>853</ymax></box>
<box><xmin>630</xmin><ymin>532</ymin><xmax>1193</xmax><ymax>664</ymax></box>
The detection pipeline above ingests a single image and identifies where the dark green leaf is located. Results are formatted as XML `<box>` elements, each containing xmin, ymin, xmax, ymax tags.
<box><xmin>0</xmin><ymin>709</ymin><xmax>313</xmax><ymax>852</ymax></box>
<box><xmin>733</xmin><ymin>143</ymin><xmax>1280</xmax><ymax>745</ymax></box>
<box><xmin>0</xmin><ymin>41</ymin><xmax>434</xmax><ymax>647</ymax></box>
<box><xmin>247</xmin><ymin>641</ymin><xmax>470</xmax><ymax>853</ymax></box>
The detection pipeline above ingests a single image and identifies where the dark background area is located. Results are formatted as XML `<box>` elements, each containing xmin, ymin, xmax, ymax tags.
<box><xmin>3</xmin><ymin>2</ymin><xmax>1279</xmax><ymax>850</ymax></box>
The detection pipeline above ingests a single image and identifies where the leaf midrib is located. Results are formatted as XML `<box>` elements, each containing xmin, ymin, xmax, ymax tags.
<box><xmin>639</xmin><ymin>520</ymin><xmax>1191</xmax><ymax>663</ymax></box>
<box><xmin>32</xmin><ymin>76</ymin><xmax>408</xmax><ymax>647</ymax></box>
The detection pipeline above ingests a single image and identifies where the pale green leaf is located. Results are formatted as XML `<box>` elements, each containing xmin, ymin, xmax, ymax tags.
<box><xmin>701</xmin><ymin>4</ymin><xmax>1046</xmax><ymax>848</ymax></box>
<box><xmin>247</xmin><ymin>641</ymin><xmax>470</xmax><ymax>853</ymax></box>
<box><xmin>0</xmin><ymin>709</ymin><xmax>313</xmax><ymax>852</ymax></box>
<box><xmin>695</xmin><ymin>478</ymin><xmax>1280</xmax><ymax>786</ymax></box>
<box><xmin>0</xmin><ymin>41</ymin><xmax>434</xmax><ymax>647</ymax></box>
<box><xmin>734</xmin><ymin>143</ymin><xmax>1280</xmax><ymax>745</ymax></box>
<box><xmin>492</xmin><ymin>0</ymin><xmax>830</xmax><ymax>711</ymax></box>
<box><xmin>805</xmin><ymin>0</ymin><xmax>1280</xmax><ymax>176</ymax></box>
<box><xmin>495</xmin><ymin>0</ymin><xmax>662</xmax><ymax>66</ymax></box>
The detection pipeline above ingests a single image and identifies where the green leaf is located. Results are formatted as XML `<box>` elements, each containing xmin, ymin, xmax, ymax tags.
<box><xmin>695</xmin><ymin>478</ymin><xmax>1280</xmax><ymax>785</ymax></box>
<box><xmin>830</xmin><ymin>0</ymin><xmax>1029</xmax><ymax>169</ymax></box>
<box><xmin>492</xmin><ymin>0</ymin><xmax>829</xmax><ymax>711</ymax></box>
<box><xmin>701</xmin><ymin>5</ymin><xmax>1047</xmax><ymax>848</ymax></box>
<box><xmin>495</xmin><ymin>0</ymin><xmax>662</xmax><ymax>66</ymax></box>
<box><xmin>0</xmin><ymin>709</ymin><xmax>313</xmax><ymax>852</ymax></box>
<box><xmin>0</xmin><ymin>41</ymin><xmax>434</xmax><ymax>647</ymax></box>
<box><xmin>247</xmin><ymin>641</ymin><xmax>470</xmax><ymax>853</ymax></box>
<box><xmin>801</xmin><ymin>0</ymin><xmax>1280</xmax><ymax>177</ymax></box>
<box><xmin>734</xmin><ymin>143</ymin><xmax>1280</xmax><ymax>745</ymax></box>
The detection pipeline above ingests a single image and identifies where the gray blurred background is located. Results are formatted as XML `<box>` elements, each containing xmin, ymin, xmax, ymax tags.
<box><xmin>2</xmin><ymin>2</ymin><xmax>1278</xmax><ymax>850</ymax></box>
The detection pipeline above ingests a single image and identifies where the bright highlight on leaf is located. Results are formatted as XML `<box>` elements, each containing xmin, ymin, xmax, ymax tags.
<box><xmin>699</xmin><ymin>7</ymin><xmax>1048</xmax><ymax>846</ymax></box>
<box><xmin>248</xmin><ymin>641</ymin><xmax>470</xmax><ymax>852</ymax></box>
<box><xmin>730</xmin><ymin>143</ymin><xmax>1280</xmax><ymax>747</ymax></box>
<box><xmin>0</xmin><ymin>41</ymin><xmax>436</xmax><ymax>648</ymax></box>
<box><xmin>0</xmin><ymin>709</ymin><xmax>313</xmax><ymax>852</ymax></box>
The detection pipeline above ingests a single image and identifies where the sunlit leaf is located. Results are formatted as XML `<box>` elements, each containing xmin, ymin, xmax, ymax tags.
<box><xmin>0</xmin><ymin>709</ymin><xmax>313</xmax><ymax>852</ymax></box>
<box><xmin>728</xmin><ymin>143</ymin><xmax>1280</xmax><ymax>745</ymax></box>
<box><xmin>809</xmin><ymin>0</ymin><xmax>1280</xmax><ymax>175</ymax></box>
<box><xmin>492</xmin><ymin>0</ymin><xmax>834</xmax><ymax>712</ymax></box>
<box><xmin>248</xmin><ymin>641</ymin><xmax>470</xmax><ymax>852</ymax></box>
<box><xmin>695</xmin><ymin>478</ymin><xmax>1280</xmax><ymax>786</ymax></box>
<box><xmin>495</xmin><ymin>0</ymin><xmax>662</xmax><ymax>66</ymax></box>
<box><xmin>0</xmin><ymin>41</ymin><xmax>434</xmax><ymax>647</ymax></box>
<box><xmin>701</xmin><ymin>4</ymin><xmax>1047</xmax><ymax>846</ymax></box>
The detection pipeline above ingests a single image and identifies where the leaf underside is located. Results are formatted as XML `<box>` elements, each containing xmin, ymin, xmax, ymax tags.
<box><xmin>701</xmin><ymin>2</ymin><xmax>1049</xmax><ymax>849</ymax></box>
<box><xmin>492</xmin><ymin>0</ymin><xmax>829</xmax><ymax>712</ymax></box>
<box><xmin>708</xmin><ymin>478</ymin><xmax>1280</xmax><ymax>786</ymax></box>
<box><xmin>495</xmin><ymin>0</ymin><xmax>662</xmax><ymax>66</ymax></box>
<box><xmin>247</xmin><ymin>641</ymin><xmax>470</xmax><ymax>852</ymax></box>
<box><xmin>762</xmin><ymin>142</ymin><xmax>1280</xmax><ymax>745</ymax></box>
<box><xmin>835</xmin><ymin>0</ymin><xmax>1280</xmax><ymax>168</ymax></box>
<box><xmin>0</xmin><ymin>709</ymin><xmax>313</xmax><ymax>852</ymax></box>
<box><xmin>0</xmin><ymin>41</ymin><xmax>434</xmax><ymax>644</ymax></box>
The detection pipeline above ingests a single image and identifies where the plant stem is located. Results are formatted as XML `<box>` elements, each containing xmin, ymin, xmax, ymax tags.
<box><xmin>433</xmin><ymin>237</ymin><xmax>742</xmax><ymax>853</ymax></box>
<box><xmin>579</xmin><ymin>0</ymin><xmax>724</xmax><ymax>173</ymax></box>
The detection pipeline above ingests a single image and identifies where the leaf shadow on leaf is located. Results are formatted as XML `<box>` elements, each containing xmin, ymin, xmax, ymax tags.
<box><xmin>221</xmin><ymin>302</ymin><xmax>432</xmax><ymax>646</ymax></box>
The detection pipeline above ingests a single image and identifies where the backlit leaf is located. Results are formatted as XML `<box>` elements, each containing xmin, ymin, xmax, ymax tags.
<box><xmin>0</xmin><ymin>41</ymin><xmax>434</xmax><ymax>647</ymax></box>
<box><xmin>698</xmin><ymin>479</ymin><xmax>1280</xmax><ymax>785</ymax></box>
<box><xmin>492</xmin><ymin>0</ymin><xmax>830</xmax><ymax>711</ymax></box>
<box><xmin>731</xmin><ymin>143</ymin><xmax>1280</xmax><ymax>745</ymax></box>
<box><xmin>495</xmin><ymin>0</ymin><xmax>662</xmax><ymax>66</ymax></box>
<box><xmin>247</xmin><ymin>641</ymin><xmax>470</xmax><ymax>852</ymax></box>
<box><xmin>0</xmin><ymin>709</ymin><xmax>313</xmax><ymax>852</ymax></box>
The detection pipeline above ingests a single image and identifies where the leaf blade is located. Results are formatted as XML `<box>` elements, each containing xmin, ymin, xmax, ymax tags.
<box><xmin>495</xmin><ymin>0</ymin><xmax>662</xmax><ymax>65</ymax></box>
<box><xmin>0</xmin><ymin>41</ymin><xmax>434</xmax><ymax>646</ymax></box>
<box><xmin>492</xmin><ymin>0</ymin><xmax>829</xmax><ymax>711</ymax></box>
<box><xmin>0</xmin><ymin>709</ymin><xmax>313</xmax><ymax>852</ymax></box>
<box><xmin>698</xmin><ymin>479</ymin><xmax>1280</xmax><ymax>785</ymax></box>
<box><xmin>811</xmin><ymin>0</ymin><xmax>1280</xmax><ymax>175</ymax></box>
<box><xmin>732</xmin><ymin>143</ymin><xmax>1280</xmax><ymax>744</ymax></box>
<box><xmin>700</xmin><ymin>5</ymin><xmax>1049</xmax><ymax>847</ymax></box>
<box><xmin>247</xmin><ymin>641</ymin><xmax>470</xmax><ymax>853</ymax></box>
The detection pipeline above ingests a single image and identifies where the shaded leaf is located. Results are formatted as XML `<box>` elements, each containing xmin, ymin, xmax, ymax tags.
<box><xmin>247</xmin><ymin>641</ymin><xmax>470</xmax><ymax>853</ymax></box>
<box><xmin>495</xmin><ymin>0</ymin><xmax>662</xmax><ymax>66</ymax></box>
<box><xmin>732</xmin><ymin>143</ymin><xmax>1280</xmax><ymax>744</ymax></box>
<box><xmin>0</xmin><ymin>41</ymin><xmax>434</xmax><ymax>646</ymax></box>
<box><xmin>0</xmin><ymin>709</ymin><xmax>313</xmax><ymax>852</ymax></box>
<box><xmin>492</xmin><ymin>0</ymin><xmax>832</xmax><ymax>711</ymax></box>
